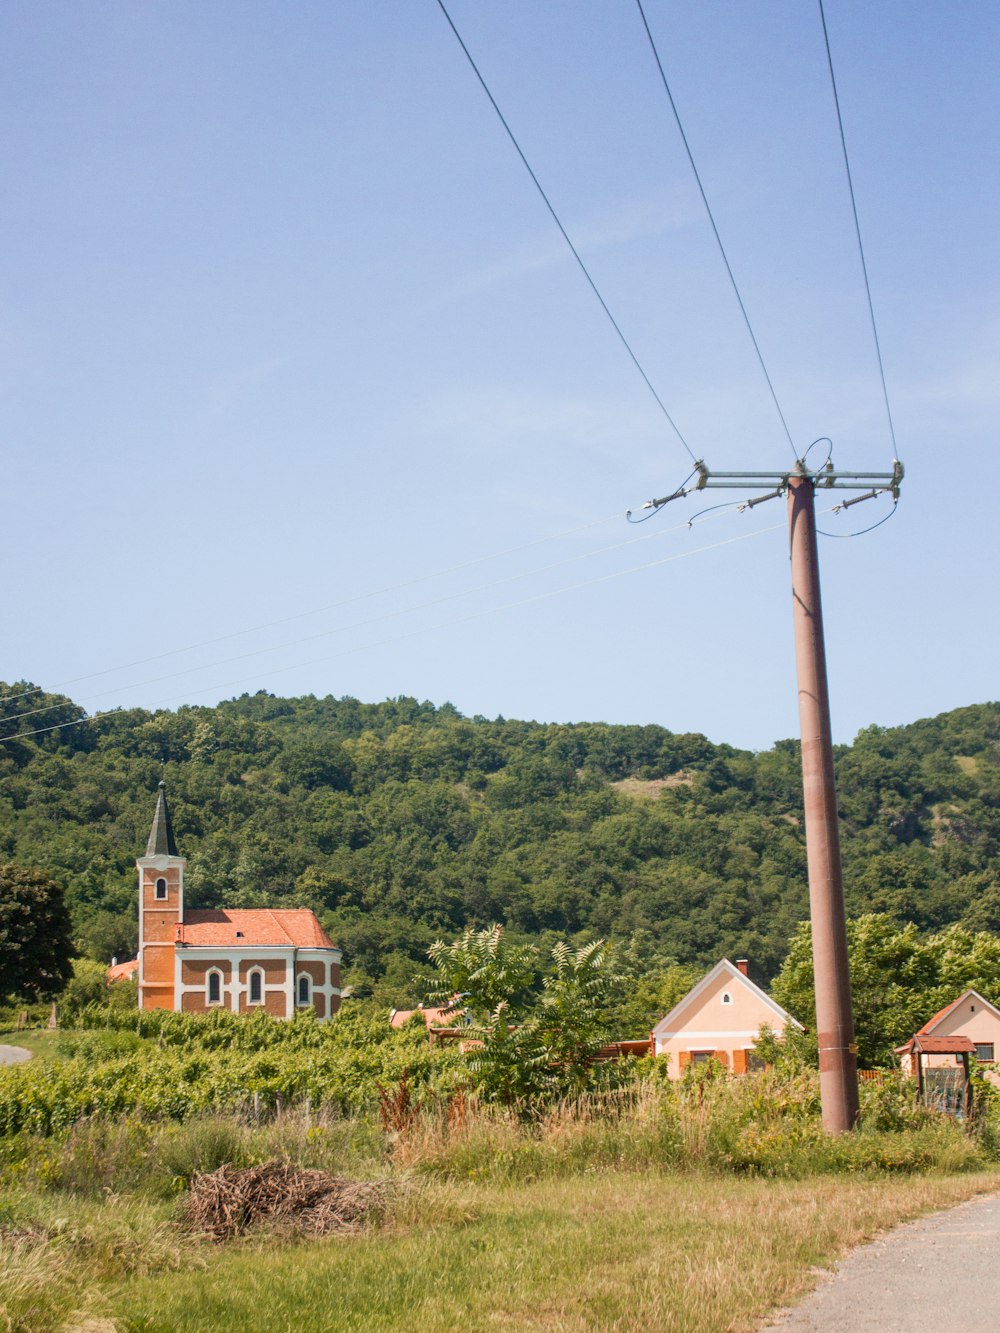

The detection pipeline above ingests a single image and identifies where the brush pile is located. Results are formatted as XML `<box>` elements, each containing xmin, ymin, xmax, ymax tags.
<box><xmin>181</xmin><ymin>1162</ymin><xmax>392</xmax><ymax>1240</ymax></box>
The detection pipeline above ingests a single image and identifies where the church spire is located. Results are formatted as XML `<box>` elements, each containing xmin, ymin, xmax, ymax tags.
<box><xmin>145</xmin><ymin>781</ymin><xmax>179</xmax><ymax>857</ymax></box>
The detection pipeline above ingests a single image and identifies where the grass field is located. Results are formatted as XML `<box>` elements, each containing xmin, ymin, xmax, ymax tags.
<box><xmin>3</xmin><ymin>1021</ymin><xmax>999</xmax><ymax>1331</ymax></box>
<box><xmin>108</xmin><ymin>1171</ymin><xmax>999</xmax><ymax>1332</ymax></box>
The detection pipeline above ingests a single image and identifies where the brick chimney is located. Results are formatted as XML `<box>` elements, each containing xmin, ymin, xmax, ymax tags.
<box><xmin>736</xmin><ymin>959</ymin><xmax>749</xmax><ymax>977</ymax></box>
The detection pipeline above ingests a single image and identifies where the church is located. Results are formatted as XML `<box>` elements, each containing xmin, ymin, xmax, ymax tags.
<box><xmin>134</xmin><ymin>784</ymin><xmax>341</xmax><ymax>1019</ymax></box>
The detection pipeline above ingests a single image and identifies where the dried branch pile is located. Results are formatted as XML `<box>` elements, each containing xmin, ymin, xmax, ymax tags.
<box><xmin>181</xmin><ymin>1163</ymin><xmax>392</xmax><ymax>1240</ymax></box>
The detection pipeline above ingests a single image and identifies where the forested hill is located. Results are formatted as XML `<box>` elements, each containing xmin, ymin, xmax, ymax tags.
<box><xmin>2</xmin><ymin>685</ymin><xmax>999</xmax><ymax>998</ymax></box>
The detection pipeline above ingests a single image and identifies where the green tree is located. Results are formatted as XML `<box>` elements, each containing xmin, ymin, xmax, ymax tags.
<box><xmin>425</xmin><ymin>925</ymin><xmax>620</xmax><ymax>1102</ymax></box>
<box><xmin>771</xmin><ymin>914</ymin><xmax>1000</xmax><ymax>1068</ymax></box>
<box><xmin>0</xmin><ymin>862</ymin><xmax>75</xmax><ymax>1001</ymax></box>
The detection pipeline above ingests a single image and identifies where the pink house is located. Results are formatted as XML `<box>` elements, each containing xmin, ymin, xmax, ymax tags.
<box><xmin>895</xmin><ymin>989</ymin><xmax>1000</xmax><ymax>1079</ymax></box>
<box><xmin>651</xmin><ymin>958</ymin><xmax>803</xmax><ymax>1076</ymax></box>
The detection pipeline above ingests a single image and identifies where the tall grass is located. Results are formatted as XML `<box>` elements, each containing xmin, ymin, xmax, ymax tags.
<box><xmin>0</xmin><ymin>1065</ymin><xmax>995</xmax><ymax>1330</ymax></box>
<box><xmin>392</xmin><ymin>1069</ymin><xmax>988</xmax><ymax>1181</ymax></box>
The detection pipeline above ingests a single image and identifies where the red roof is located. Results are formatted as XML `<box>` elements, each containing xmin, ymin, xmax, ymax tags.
<box><xmin>916</xmin><ymin>997</ymin><xmax>962</xmax><ymax>1035</ymax></box>
<box><xmin>107</xmin><ymin>958</ymin><xmax>139</xmax><ymax>982</ymax></box>
<box><xmin>896</xmin><ymin>1034</ymin><xmax>975</xmax><ymax>1056</ymax></box>
<box><xmin>180</xmin><ymin>909</ymin><xmax>336</xmax><ymax>949</ymax></box>
<box><xmin>389</xmin><ymin>1005</ymin><xmax>457</xmax><ymax>1030</ymax></box>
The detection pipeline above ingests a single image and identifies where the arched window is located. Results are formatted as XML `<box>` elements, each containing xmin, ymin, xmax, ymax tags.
<box><xmin>721</xmin><ymin>992</ymin><xmax>732</xmax><ymax>1006</ymax></box>
<box><xmin>297</xmin><ymin>974</ymin><xmax>311</xmax><ymax>1007</ymax></box>
<box><xmin>155</xmin><ymin>877</ymin><xmax>168</xmax><ymax>900</ymax></box>
<box><xmin>207</xmin><ymin>969</ymin><xmax>222</xmax><ymax>1006</ymax></box>
<box><xmin>248</xmin><ymin>968</ymin><xmax>264</xmax><ymax>1005</ymax></box>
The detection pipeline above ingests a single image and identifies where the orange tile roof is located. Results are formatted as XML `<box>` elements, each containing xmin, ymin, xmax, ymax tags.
<box><xmin>916</xmin><ymin>996</ymin><xmax>962</xmax><ymax>1035</ymax></box>
<box><xmin>107</xmin><ymin>958</ymin><xmax>139</xmax><ymax>982</ymax></box>
<box><xmin>180</xmin><ymin>909</ymin><xmax>336</xmax><ymax>949</ymax></box>
<box><xmin>389</xmin><ymin>1005</ymin><xmax>456</xmax><ymax>1030</ymax></box>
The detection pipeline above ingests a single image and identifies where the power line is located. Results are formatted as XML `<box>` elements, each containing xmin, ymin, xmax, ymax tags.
<box><xmin>817</xmin><ymin>0</ymin><xmax>900</xmax><ymax>464</ymax></box>
<box><xmin>0</xmin><ymin>507</ymin><xmax>628</xmax><ymax>708</ymax></box>
<box><xmin>634</xmin><ymin>0</ymin><xmax>798</xmax><ymax>462</ymax></box>
<box><xmin>1</xmin><ymin>504</ymin><xmax>743</xmax><ymax>728</ymax></box>
<box><xmin>2</xmin><ymin>511</ymin><xmax>798</xmax><ymax>746</ymax></box>
<box><xmin>434</xmin><ymin>0</ymin><xmax>698</xmax><ymax>465</ymax></box>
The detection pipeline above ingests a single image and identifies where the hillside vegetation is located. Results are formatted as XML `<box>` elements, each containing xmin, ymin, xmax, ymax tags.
<box><xmin>2</xmin><ymin>685</ymin><xmax>999</xmax><ymax>997</ymax></box>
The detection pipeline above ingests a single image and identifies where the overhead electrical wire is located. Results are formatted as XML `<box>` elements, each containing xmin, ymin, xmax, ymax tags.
<box><xmin>434</xmin><ymin>0</ymin><xmax>698</xmax><ymax>465</ymax></box>
<box><xmin>0</xmin><ymin>507</ymin><xmax>632</xmax><ymax>708</ymax></box>
<box><xmin>0</xmin><ymin>503</ymin><xmax>748</xmax><ymax>729</ymax></box>
<box><xmin>818</xmin><ymin>494</ymin><xmax>899</xmax><ymax>540</ymax></box>
<box><xmin>817</xmin><ymin>0</ymin><xmax>900</xmax><ymax>465</ymax></box>
<box><xmin>2</xmin><ymin>511</ymin><xmax>803</xmax><ymax>747</ymax></box>
<box><xmin>634</xmin><ymin>0</ymin><xmax>799</xmax><ymax>463</ymax></box>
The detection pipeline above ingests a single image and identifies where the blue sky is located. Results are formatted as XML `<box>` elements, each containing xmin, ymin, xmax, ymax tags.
<box><xmin>3</xmin><ymin>1</ymin><xmax>997</xmax><ymax>750</ymax></box>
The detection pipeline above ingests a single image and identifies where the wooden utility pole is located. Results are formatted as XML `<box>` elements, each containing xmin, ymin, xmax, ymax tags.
<box><xmin>787</xmin><ymin>470</ymin><xmax>858</xmax><ymax>1132</ymax></box>
<box><xmin>636</xmin><ymin>457</ymin><xmax>902</xmax><ymax>1134</ymax></box>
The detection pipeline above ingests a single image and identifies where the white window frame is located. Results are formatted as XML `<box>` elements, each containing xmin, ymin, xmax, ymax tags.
<box><xmin>247</xmin><ymin>967</ymin><xmax>265</xmax><ymax>1006</ymax></box>
<box><xmin>975</xmin><ymin>1042</ymin><xmax>995</xmax><ymax>1062</ymax></box>
<box><xmin>206</xmin><ymin>968</ymin><xmax>223</xmax><ymax>1007</ymax></box>
<box><xmin>296</xmin><ymin>973</ymin><xmax>311</xmax><ymax>1007</ymax></box>
<box><xmin>155</xmin><ymin>877</ymin><xmax>168</xmax><ymax>900</ymax></box>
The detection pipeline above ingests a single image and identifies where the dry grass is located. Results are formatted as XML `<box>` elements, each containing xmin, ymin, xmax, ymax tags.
<box><xmin>181</xmin><ymin>1163</ymin><xmax>392</xmax><ymax>1240</ymax></box>
<box><xmin>0</xmin><ymin>1194</ymin><xmax>181</xmax><ymax>1332</ymax></box>
<box><xmin>109</xmin><ymin>1170</ymin><xmax>1000</xmax><ymax>1332</ymax></box>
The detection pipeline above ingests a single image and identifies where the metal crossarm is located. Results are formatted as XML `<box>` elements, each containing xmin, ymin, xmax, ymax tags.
<box><xmin>642</xmin><ymin>459</ymin><xmax>903</xmax><ymax>510</ymax></box>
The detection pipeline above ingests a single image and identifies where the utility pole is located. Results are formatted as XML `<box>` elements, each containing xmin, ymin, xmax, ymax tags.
<box><xmin>637</xmin><ymin>457</ymin><xmax>902</xmax><ymax>1134</ymax></box>
<box><xmin>787</xmin><ymin>468</ymin><xmax>857</xmax><ymax>1132</ymax></box>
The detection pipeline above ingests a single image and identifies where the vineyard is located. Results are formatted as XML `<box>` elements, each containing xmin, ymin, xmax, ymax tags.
<box><xmin>0</xmin><ymin>1007</ymin><xmax>463</xmax><ymax>1137</ymax></box>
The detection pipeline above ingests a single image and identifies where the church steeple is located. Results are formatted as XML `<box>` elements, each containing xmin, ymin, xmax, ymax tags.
<box><xmin>137</xmin><ymin>782</ymin><xmax>185</xmax><ymax>1012</ymax></box>
<box><xmin>146</xmin><ymin>781</ymin><xmax>179</xmax><ymax>857</ymax></box>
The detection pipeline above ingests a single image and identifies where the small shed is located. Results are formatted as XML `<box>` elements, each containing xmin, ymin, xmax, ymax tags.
<box><xmin>895</xmin><ymin>1034</ymin><xmax>974</xmax><ymax>1116</ymax></box>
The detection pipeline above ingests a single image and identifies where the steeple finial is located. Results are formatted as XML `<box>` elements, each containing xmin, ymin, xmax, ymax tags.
<box><xmin>146</xmin><ymin>783</ymin><xmax>179</xmax><ymax>857</ymax></box>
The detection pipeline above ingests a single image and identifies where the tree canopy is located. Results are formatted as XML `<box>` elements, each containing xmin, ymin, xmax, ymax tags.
<box><xmin>771</xmin><ymin>914</ymin><xmax>1000</xmax><ymax>1067</ymax></box>
<box><xmin>0</xmin><ymin>861</ymin><xmax>75</xmax><ymax>1002</ymax></box>
<box><xmin>1</xmin><ymin>682</ymin><xmax>999</xmax><ymax>1006</ymax></box>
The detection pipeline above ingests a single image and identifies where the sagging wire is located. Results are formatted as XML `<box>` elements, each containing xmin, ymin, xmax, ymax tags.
<box><xmin>3</xmin><ymin>515</ymin><xmax>799</xmax><ymax>748</ymax></box>
<box><xmin>819</xmin><ymin>492</ymin><xmax>899</xmax><ymax>539</ymax></box>
<box><xmin>802</xmin><ymin>436</ymin><xmax>834</xmax><ymax>472</ymax></box>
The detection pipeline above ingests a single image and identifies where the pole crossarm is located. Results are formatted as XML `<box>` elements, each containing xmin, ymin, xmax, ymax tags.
<box><xmin>642</xmin><ymin>459</ymin><xmax>903</xmax><ymax>511</ymax></box>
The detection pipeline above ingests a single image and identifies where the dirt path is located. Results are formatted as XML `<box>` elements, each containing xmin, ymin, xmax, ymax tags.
<box><xmin>0</xmin><ymin>1044</ymin><xmax>32</xmax><ymax>1065</ymax></box>
<box><xmin>762</xmin><ymin>1190</ymin><xmax>1000</xmax><ymax>1331</ymax></box>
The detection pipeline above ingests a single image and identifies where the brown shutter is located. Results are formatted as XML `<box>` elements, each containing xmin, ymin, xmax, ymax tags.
<box><xmin>678</xmin><ymin>1051</ymin><xmax>691</xmax><ymax>1071</ymax></box>
<box><xmin>715</xmin><ymin>1050</ymin><xmax>729</xmax><ymax>1070</ymax></box>
<box><xmin>732</xmin><ymin>1048</ymin><xmax>748</xmax><ymax>1075</ymax></box>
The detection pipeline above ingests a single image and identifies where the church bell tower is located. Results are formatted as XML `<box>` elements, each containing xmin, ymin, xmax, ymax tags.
<box><xmin>136</xmin><ymin>782</ymin><xmax>186</xmax><ymax>1011</ymax></box>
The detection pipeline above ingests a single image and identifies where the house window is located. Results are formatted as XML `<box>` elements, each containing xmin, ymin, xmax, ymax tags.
<box><xmin>248</xmin><ymin>968</ymin><xmax>264</xmax><ymax>1005</ymax></box>
<box><xmin>975</xmin><ymin>1043</ymin><xmax>995</xmax><ymax>1062</ymax></box>
<box><xmin>207</xmin><ymin>970</ymin><xmax>222</xmax><ymax>1006</ymax></box>
<box><xmin>155</xmin><ymin>877</ymin><xmax>168</xmax><ymax>900</ymax></box>
<box><xmin>747</xmin><ymin>1050</ymin><xmax>767</xmax><ymax>1073</ymax></box>
<box><xmin>691</xmin><ymin>1051</ymin><xmax>714</xmax><ymax>1065</ymax></box>
<box><xmin>297</xmin><ymin>974</ymin><xmax>311</xmax><ymax>1007</ymax></box>
<box><xmin>721</xmin><ymin>992</ymin><xmax>732</xmax><ymax>1005</ymax></box>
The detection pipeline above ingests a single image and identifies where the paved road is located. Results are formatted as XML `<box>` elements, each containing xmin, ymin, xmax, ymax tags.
<box><xmin>0</xmin><ymin>1044</ymin><xmax>32</xmax><ymax>1065</ymax></box>
<box><xmin>762</xmin><ymin>1191</ymin><xmax>1000</xmax><ymax>1331</ymax></box>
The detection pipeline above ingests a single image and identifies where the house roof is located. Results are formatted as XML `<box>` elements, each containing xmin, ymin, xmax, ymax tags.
<box><xmin>145</xmin><ymin>782</ymin><xmax>179</xmax><ymax>858</ymax></box>
<box><xmin>389</xmin><ymin>1005</ymin><xmax>459</xmax><ymax>1030</ymax></box>
<box><xmin>896</xmin><ymin>1034</ymin><xmax>976</xmax><ymax>1056</ymax></box>
<box><xmin>651</xmin><ymin>958</ymin><xmax>804</xmax><ymax>1038</ymax></box>
<box><xmin>107</xmin><ymin>958</ymin><xmax>139</xmax><ymax>982</ymax></box>
<box><xmin>916</xmin><ymin>989</ymin><xmax>1000</xmax><ymax>1035</ymax></box>
<box><xmin>181</xmin><ymin>909</ymin><xmax>336</xmax><ymax>949</ymax></box>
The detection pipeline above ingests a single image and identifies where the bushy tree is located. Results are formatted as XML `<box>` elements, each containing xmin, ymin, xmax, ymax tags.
<box><xmin>425</xmin><ymin>925</ymin><xmax>620</xmax><ymax>1102</ymax></box>
<box><xmin>0</xmin><ymin>861</ymin><xmax>75</xmax><ymax>1001</ymax></box>
<box><xmin>771</xmin><ymin>914</ymin><xmax>1000</xmax><ymax>1067</ymax></box>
